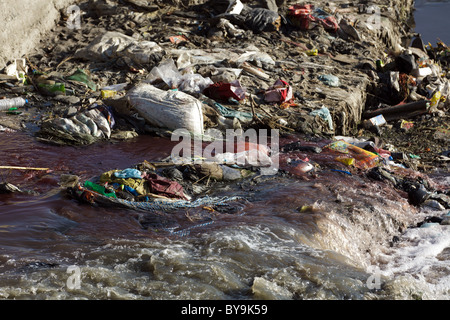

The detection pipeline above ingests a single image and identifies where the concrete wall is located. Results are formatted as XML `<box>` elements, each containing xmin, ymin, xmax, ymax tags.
<box><xmin>0</xmin><ymin>0</ymin><xmax>78</xmax><ymax>69</ymax></box>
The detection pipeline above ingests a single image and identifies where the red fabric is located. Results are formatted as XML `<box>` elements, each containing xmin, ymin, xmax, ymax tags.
<box><xmin>143</xmin><ymin>173</ymin><xmax>188</xmax><ymax>200</ymax></box>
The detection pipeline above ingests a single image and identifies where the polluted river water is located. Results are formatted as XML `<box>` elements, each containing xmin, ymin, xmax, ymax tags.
<box><xmin>0</xmin><ymin>0</ymin><xmax>449</xmax><ymax>305</ymax></box>
<box><xmin>0</xmin><ymin>129</ymin><xmax>448</xmax><ymax>301</ymax></box>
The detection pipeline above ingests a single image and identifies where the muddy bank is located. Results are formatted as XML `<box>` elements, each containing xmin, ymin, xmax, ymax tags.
<box><xmin>1</xmin><ymin>0</ymin><xmax>447</xmax><ymax>167</ymax></box>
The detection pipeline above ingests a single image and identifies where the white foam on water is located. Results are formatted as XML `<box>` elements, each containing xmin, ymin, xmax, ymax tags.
<box><xmin>376</xmin><ymin>210</ymin><xmax>450</xmax><ymax>299</ymax></box>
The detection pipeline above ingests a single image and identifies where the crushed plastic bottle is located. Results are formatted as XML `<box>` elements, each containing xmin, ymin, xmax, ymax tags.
<box><xmin>0</xmin><ymin>97</ymin><xmax>28</xmax><ymax>111</ymax></box>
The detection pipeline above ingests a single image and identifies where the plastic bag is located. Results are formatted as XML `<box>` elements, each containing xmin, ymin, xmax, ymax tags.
<box><xmin>74</xmin><ymin>31</ymin><xmax>163</xmax><ymax>65</ymax></box>
<box><xmin>203</xmin><ymin>80</ymin><xmax>246</xmax><ymax>102</ymax></box>
<box><xmin>147</xmin><ymin>59</ymin><xmax>213</xmax><ymax>93</ymax></box>
<box><xmin>244</xmin><ymin>8</ymin><xmax>281</xmax><ymax>33</ymax></box>
<box><xmin>318</xmin><ymin>74</ymin><xmax>340</xmax><ymax>87</ymax></box>
<box><xmin>309</xmin><ymin>107</ymin><xmax>334</xmax><ymax>131</ymax></box>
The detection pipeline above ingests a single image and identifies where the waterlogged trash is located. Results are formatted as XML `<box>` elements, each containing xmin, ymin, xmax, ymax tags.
<box><xmin>127</xmin><ymin>83</ymin><xmax>205</xmax><ymax>135</ymax></box>
<box><xmin>0</xmin><ymin>97</ymin><xmax>28</xmax><ymax>111</ymax></box>
<box><xmin>84</xmin><ymin>180</ymin><xmax>117</xmax><ymax>198</ymax></box>
<box><xmin>325</xmin><ymin>140</ymin><xmax>381</xmax><ymax>170</ymax></box>
<box><xmin>288</xmin><ymin>158</ymin><xmax>314</xmax><ymax>175</ymax></box>
<box><xmin>114</xmin><ymin>168</ymin><xmax>142</xmax><ymax>179</ymax></box>
<box><xmin>213</xmin><ymin>149</ymin><xmax>273</xmax><ymax>168</ymax></box>
<box><xmin>318</xmin><ymin>74</ymin><xmax>340</xmax><ymax>87</ymax></box>
<box><xmin>408</xmin><ymin>185</ymin><xmax>430</xmax><ymax>206</ymax></box>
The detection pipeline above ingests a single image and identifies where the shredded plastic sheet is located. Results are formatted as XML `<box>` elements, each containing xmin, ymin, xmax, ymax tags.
<box><xmin>112</xmin><ymin>195</ymin><xmax>243</xmax><ymax>212</ymax></box>
<box><xmin>75</xmin><ymin>184</ymin><xmax>243</xmax><ymax>213</ymax></box>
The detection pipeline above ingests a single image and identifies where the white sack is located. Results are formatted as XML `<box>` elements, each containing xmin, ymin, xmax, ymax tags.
<box><xmin>127</xmin><ymin>83</ymin><xmax>204</xmax><ymax>135</ymax></box>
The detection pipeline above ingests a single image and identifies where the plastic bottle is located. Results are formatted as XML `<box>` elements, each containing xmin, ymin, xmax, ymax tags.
<box><xmin>0</xmin><ymin>97</ymin><xmax>28</xmax><ymax>111</ymax></box>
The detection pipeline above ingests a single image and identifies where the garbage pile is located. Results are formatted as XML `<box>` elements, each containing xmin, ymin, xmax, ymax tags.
<box><xmin>0</xmin><ymin>0</ymin><xmax>448</xmax><ymax>210</ymax></box>
<box><xmin>66</xmin><ymin>158</ymin><xmax>252</xmax><ymax>212</ymax></box>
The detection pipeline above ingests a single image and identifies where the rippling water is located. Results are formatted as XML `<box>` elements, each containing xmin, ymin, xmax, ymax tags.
<box><xmin>0</xmin><ymin>130</ymin><xmax>448</xmax><ymax>301</ymax></box>
<box><xmin>414</xmin><ymin>0</ymin><xmax>450</xmax><ymax>45</ymax></box>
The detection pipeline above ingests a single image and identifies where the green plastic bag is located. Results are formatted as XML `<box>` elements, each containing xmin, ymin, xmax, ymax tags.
<box><xmin>66</xmin><ymin>69</ymin><xmax>97</xmax><ymax>91</ymax></box>
<box><xmin>84</xmin><ymin>180</ymin><xmax>117</xmax><ymax>198</ymax></box>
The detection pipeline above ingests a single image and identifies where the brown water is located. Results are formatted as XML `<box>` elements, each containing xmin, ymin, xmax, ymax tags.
<box><xmin>0</xmin><ymin>130</ymin><xmax>448</xmax><ymax>300</ymax></box>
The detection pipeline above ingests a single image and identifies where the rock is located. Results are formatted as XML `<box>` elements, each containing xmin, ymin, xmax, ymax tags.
<box><xmin>54</xmin><ymin>95</ymin><xmax>81</xmax><ymax>105</ymax></box>
<box><xmin>59</xmin><ymin>174</ymin><xmax>80</xmax><ymax>188</ymax></box>
<box><xmin>440</xmin><ymin>216</ymin><xmax>450</xmax><ymax>225</ymax></box>
<box><xmin>221</xmin><ymin>165</ymin><xmax>243</xmax><ymax>181</ymax></box>
<box><xmin>423</xmin><ymin>199</ymin><xmax>446</xmax><ymax>211</ymax></box>
<box><xmin>0</xmin><ymin>182</ymin><xmax>22</xmax><ymax>193</ymax></box>
<box><xmin>110</xmin><ymin>130</ymin><xmax>139</xmax><ymax>140</ymax></box>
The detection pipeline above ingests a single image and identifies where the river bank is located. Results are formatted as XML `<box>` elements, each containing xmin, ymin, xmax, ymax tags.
<box><xmin>0</xmin><ymin>0</ymin><xmax>449</xmax><ymax>300</ymax></box>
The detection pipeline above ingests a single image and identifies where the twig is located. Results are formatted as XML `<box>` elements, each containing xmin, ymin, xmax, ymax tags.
<box><xmin>56</xmin><ymin>55</ymin><xmax>74</xmax><ymax>70</ymax></box>
<box><xmin>0</xmin><ymin>166</ymin><xmax>49</xmax><ymax>171</ymax></box>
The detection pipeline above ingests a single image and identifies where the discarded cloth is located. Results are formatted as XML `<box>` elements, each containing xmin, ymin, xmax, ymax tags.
<box><xmin>212</xmin><ymin>102</ymin><xmax>254</xmax><ymax>122</ymax></box>
<box><xmin>143</xmin><ymin>172</ymin><xmax>189</xmax><ymax>200</ymax></box>
<box><xmin>114</xmin><ymin>168</ymin><xmax>142</xmax><ymax>179</ymax></box>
